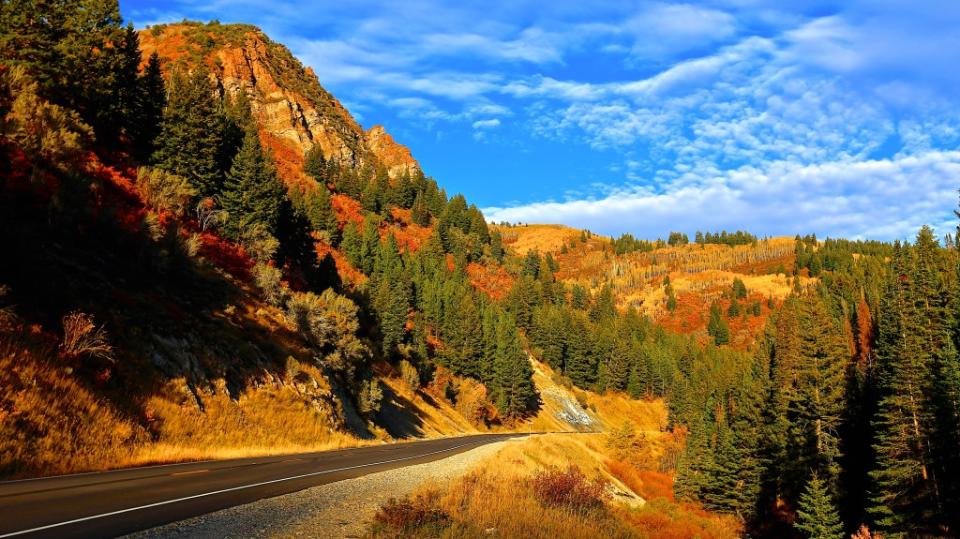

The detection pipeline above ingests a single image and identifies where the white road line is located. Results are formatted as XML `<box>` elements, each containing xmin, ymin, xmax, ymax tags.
<box><xmin>0</xmin><ymin>441</ymin><xmax>481</xmax><ymax>538</ymax></box>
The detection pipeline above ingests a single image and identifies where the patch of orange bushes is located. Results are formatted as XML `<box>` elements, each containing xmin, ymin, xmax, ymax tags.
<box><xmin>332</xmin><ymin>193</ymin><xmax>364</xmax><ymax>226</ymax></box>
<box><xmin>198</xmin><ymin>231</ymin><xmax>253</xmax><ymax>281</ymax></box>
<box><xmin>466</xmin><ymin>262</ymin><xmax>514</xmax><ymax>301</ymax></box>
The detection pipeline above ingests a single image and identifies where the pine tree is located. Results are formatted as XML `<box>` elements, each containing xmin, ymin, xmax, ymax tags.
<box><xmin>220</xmin><ymin>127</ymin><xmax>285</xmax><ymax>242</ymax></box>
<box><xmin>490</xmin><ymin>230</ymin><xmax>505</xmax><ymax>262</ymax></box>
<box><xmin>732</xmin><ymin>278</ymin><xmax>748</xmax><ymax>299</ymax></box>
<box><xmin>492</xmin><ymin>312</ymin><xmax>535</xmax><ymax>416</ymax></box>
<box><xmin>605</xmin><ymin>334</ymin><xmax>632</xmax><ymax>391</ymax></box>
<box><xmin>795</xmin><ymin>474</ymin><xmax>844</xmax><ymax>539</ymax></box>
<box><xmin>565</xmin><ymin>313</ymin><xmax>597</xmax><ymax>387</ymax></box>
<box><xmin>358</xmin><ymin>216</ymin><xmax>380</xmax><ymax>275</ymax></box>
<box><xmin>0</xmin><ymin>0</ymin><xmax>133</xmax><ymax>145</ymax></box>
<box><xmin>131</xmin><ymin>52</ymin><xmax>165</xmax><ymax>161</ymax></box>
<box><xmin>341</xmin><ymin>221</ymin><xmax>362</xmax><ymax>269</ymax></box>
<box><xmin>411</xmin><ymin>192</ymin><xmax>431</xmax><ymax>227</ymax></box>
<box><xmin>298</xmin><ymin>185</ymin><xmax>340</xmax><ymax>245</ymax></box>
<box><xmin>707</xmin><ymin>301</ymin><xmax>730</xmax><ymax>345</ymax></box>
<box><xmin>152</xmin><ymin>68</ymin><xmax>225</xmax><ymax>196</ymax></box>
<box><xmin>869</xmin><ymin>241</ymin><xmax>940</xmax><ymax>534</ymax></box>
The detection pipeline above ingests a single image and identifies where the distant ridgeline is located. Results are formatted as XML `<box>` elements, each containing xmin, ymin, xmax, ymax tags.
<box><xmin>2</xmin><ymin>4</ymin><xmax>960</xmax><ymax>537</ymax></box>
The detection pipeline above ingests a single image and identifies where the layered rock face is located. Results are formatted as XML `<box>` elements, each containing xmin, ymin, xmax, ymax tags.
<box><xmin>364</xmin><ymin>125</ymin><xmax>420</xmax><ymax>179</ymax></box>
<box><xmin>139</xmin><ymin>22</ymin><xmax>419</xmax><ymax>184</ymax></box>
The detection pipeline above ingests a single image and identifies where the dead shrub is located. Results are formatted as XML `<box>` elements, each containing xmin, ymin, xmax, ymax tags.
<box><xmin>373</xmin><ymin>494</ymin><xmax>449</xmax><ymax>535</ymax></box>
<box><xmin>530</xmin><ymin>465</ymin><xmax>608</xmax><ymax>512</ymax></box>
<box><xmin>60</xmin><ymin>311</ymin><xmax>113</xmax><ymax>363</ymax></box>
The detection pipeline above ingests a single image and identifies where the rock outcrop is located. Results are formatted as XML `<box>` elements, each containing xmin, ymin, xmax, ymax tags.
<box><xmin>364</xmin><ymin>125</ymin><xmax>420</xmax><ymax>179</ymax></box>
<box><xmin>138</xmin><ymin>22</ymin><xmax>421</xmax><ymax>185</ymax></box>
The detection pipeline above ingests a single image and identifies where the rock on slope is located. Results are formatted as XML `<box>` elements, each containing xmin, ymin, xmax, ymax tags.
<box><xmin>138</xmin><ymin>22</ymin><xmax>420</xmax><ymax>185</ymax></box>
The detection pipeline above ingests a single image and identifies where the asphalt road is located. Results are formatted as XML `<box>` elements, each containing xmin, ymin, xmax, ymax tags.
<box><xmin>0</xmin><ymin>433</ymin><xmax>526</xmax><ymax>539</ymax></box>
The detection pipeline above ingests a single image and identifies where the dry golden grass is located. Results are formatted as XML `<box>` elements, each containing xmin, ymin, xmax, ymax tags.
<box><xmin>0</xmin><ymin>331</ymin><xmax>144</xmax><ymax>478</ymax></box>
<box><xmin>496</xmin><ymin>224</ymin><xmax>606</xmax><ymax>256</ymax></box>
<box><xmin>370</xmin><ymin>432</ymin><xmax>740</xmax><ymax>539</ymax></box>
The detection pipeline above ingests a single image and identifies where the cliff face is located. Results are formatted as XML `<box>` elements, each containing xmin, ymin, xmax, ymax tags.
<box><xmin>139</xmin><ymin>22</ymin><xmax>419</xmax><ymax>184</ymax></box>
<box><xmin>364</xmin><ymin>125</ymin><xmax>420</xmax><ymax>179</ymax></box>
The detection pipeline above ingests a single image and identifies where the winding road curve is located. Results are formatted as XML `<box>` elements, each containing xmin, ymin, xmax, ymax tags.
<box><xmin>0</xmin><ymin>433</ymin><xmax>527</xmax><ymax>539</ymax></box>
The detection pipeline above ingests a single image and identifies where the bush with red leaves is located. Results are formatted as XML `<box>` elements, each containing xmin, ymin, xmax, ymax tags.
<box><xmin>530</xmin><ymin>465</ymin><xmax>608</xmax><ymax>512</ymax></box>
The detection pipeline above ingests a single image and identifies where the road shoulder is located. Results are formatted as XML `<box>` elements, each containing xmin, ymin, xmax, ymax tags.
<box><xmin>122</xmin><ymin>438</ymin><xmax>519</xmax><ymax>539</ymax></box>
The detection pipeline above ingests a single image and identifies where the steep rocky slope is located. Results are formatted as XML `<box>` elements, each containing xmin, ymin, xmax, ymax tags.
<box><xmin>139</xmin><ymin>22</ymin><xmax>419</xmax><ymax>184</ymax></box>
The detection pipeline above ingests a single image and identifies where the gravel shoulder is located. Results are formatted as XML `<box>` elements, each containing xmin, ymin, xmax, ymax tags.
<box><xmin>123</xmin><ymin>438</ymin><xmax>520</xmax><ymax>539</ymax></box>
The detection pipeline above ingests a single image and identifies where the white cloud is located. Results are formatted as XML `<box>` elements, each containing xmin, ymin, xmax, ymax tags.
<box><xmin>484</xmin><ymin>151</ymin><xmax>960</xmax><ymax>240</ymax></box>
<box><xmin>625</xmin><ymin>3</ymin><xmax>738</xmax><ymax>60</ymax></box>
<box><xmin>472</xmin><ymin>119</ymin><xmax>502</xmax><ymax>129</ymax></box>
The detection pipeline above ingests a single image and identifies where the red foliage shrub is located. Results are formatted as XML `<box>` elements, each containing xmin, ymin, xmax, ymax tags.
<box><xmin>198</xmin><ymin>232</ymin><xmax>252</xmax><ymax>280</ymax></box>
<box><xmin>530</xmin><ymin>465</ymin><xmax>608</xmax><ymax>511</ymax></box>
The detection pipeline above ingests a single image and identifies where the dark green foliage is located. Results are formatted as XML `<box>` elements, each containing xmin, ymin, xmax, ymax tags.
<box><xmin>152</xmin><ymin>69</ymin><xmax>225</xmax><ymax>196</ymax></box>
<box><xmin>341</xmin><ymin>221</ymin><xmax>362</xmax><ymax>269</ymax></box>
<box><xmin>489</xmin><ymin>230</ymin><xmax>504</xmax><ymax>262</ymax></box>
<box><xmin>667</xmin><ymin>231</ymin><xmax>689</xmax><ymax>246</ymax></box>
<box><xmin>290</xmin><ymin>183</ymin><xmax>340</xmax><ymax>245</ymax></box>
<box><xmin>220</xmin><ymin>127</ymin><xmax>285</xmax><ymax>242</ymax></box>
<box><xmin>707</xmin><ymin>301</ymin><xmax>729</xmax><ymax>345</ymax></box>
<box><xmin>695</xmin><ymin>230</ymin><xmax>758</xmax><ymax>246</ymax></box>
<box><xmin>612</xmin><ymin>233</ymin><xmax>654</xmax><ymax>255</ymax></box>
<box><xmin>795</xmin><ymin>474</ymin><xmax>844</xmax><ymax>539</ymax></box>
<box><xmin>0</xmin><ymin>1</ymin><xmax>165</xmax><ymax>152</ymax></box>
<box><xmin>491</xmin><ymin>311</ymin><xmax>535</xmax><ymax>416</ymax></box>
<box><xmin>130</xmin><ymin>52</ymin><xmax>165</xmax><ymax>161</ymax></box>
<box><xmin>727</xmin><ymin>297</ymin><xmax>741</xmax><ymax>317</ymax></box>
<box><xmin>411</xmin><ymin>193</ymin><xmax>431</xmax><ymax>227</ymax></box>
<box><xmin>868</xmin><ymin>228</ymin><xmax>960</xmax><ymax>536</ymax></box>
<box><xmin>732</xmin><ymin>278</ymin><xmax>747</xmax><ymax>299</ymax></box>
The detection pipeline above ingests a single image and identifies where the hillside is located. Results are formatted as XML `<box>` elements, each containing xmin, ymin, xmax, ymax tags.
<box><xmin>138</xmin><ymin>22</ymin><xmax>419</xmax><ymax>185</ymax></box>
<box><xmin>0</xmin><ymin>18</ymin><xmax>653</xmax><ymax>480</ymax></box>
<box><xmin>4</xmin><ymin>7</ymin><xmax>960</xmax><ymax>538</ymax></box>
<box><xmin>497</xmin><ymin>224</ymin><xmax>809</xmax><ymax>348</ymax></box>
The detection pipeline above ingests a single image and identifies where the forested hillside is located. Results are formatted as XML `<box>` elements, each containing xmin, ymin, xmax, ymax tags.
<box><xmin>2</xmin><ymin>3</ymin><xmax>959</xmax><ymax>538</ymax></box>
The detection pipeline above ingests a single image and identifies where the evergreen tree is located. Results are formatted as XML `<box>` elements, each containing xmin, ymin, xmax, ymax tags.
<box><xmin>220</xmin><ymin>127</ymin><xmax>285</xmax><ymax>242</ymax></box>
<box><xmin>296</xmin><ymin>184</ymin><xmax>340</xmax><ymax>245</ymax></box>
<box><xmin>490</xmin><ymin>230</ymin><xmax>505</xmax><ymax>262</ymax></box>
<box><xmin>492</xmin><ymin>312</ymin><xmax>535</xmax><ymax>416</ymax></box>
<box><xmin>341</xmin><ymin>221</ymin><xmax>362</xmax><ymax>269</ymax></box>
<box><xmin>358</xmin><ymin>216</ymin><xmax>380</xmax><ymax>275</ymax></box>
<box><xmin>707</xmin><ymin>301</ymin><xmax>730</xmax><ymax>345</ymax></box>
<box><xmin>131</xmin><ymin>52</ymin><xmax>165</xmax><ymax>161</ymax></box>
<box><xmin>795</xmin><ymin>474</ymin><xmax>845</xmax><ymax>539</ymax></box>
<box><xmin>732</xmin><ymin>277</ymin><xmax>748</xmax><ymax>299</ymax></box>
<box><xmin>411</xmin><ymin>192</ymin><xmax>431</xmax><ymax>227</ymax></box>
<box><xmin>152</xmin><ymin>68</ymin><xmax>224</xmax><ymax>196</ymax></box>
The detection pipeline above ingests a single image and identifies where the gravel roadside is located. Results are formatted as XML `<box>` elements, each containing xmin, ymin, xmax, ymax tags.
<box><xmin>123</xmin><ymin>438</ymin><xmax>520</xmax><ymax>539</ymax></box>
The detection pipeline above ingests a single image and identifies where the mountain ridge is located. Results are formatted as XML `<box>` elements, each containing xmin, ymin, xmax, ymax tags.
<box><xmin>138</xmin><ymin>21</ymin><xmax>420</xmax><ymax>186</ymax></box>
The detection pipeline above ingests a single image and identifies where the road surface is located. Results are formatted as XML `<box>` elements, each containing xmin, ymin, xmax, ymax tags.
<box><xmin>0</xmin><ymin>433</ymin><xmax>525</xmax><ymax>539</ymax></box>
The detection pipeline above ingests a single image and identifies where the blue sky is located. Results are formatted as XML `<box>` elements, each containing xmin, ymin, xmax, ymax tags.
<box><xmin>122</xmin><ymin>0</ymin><xmax>960</xmax><ymax>241</ymax></box>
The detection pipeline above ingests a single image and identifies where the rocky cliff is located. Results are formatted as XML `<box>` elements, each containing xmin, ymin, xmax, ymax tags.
<box><xmin>139</xmin><ymin>22</ymin><xmax>419</xmax><ymax>184</ymax></box>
